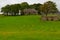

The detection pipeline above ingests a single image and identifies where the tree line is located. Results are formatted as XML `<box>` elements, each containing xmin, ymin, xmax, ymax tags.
<box><xmin>1</xmin><ymin>1</ymin><xmax>58</xmax><ymax>16</ymax></box>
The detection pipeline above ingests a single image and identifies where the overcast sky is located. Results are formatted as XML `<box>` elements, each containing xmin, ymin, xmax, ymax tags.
<box><xmin>0</xmin><ymin>0</ymin><xmax>60</xmax><ymax>11</ymax></box>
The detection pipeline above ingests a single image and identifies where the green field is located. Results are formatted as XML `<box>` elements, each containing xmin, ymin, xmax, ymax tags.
<box><xmin>0</xmin><ymin>15</ymin><xmax>60</xmax><ymax>40</ymax></box>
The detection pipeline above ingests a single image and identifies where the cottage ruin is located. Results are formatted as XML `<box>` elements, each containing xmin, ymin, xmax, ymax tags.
<box><xmin>41</xmin><ymin>13</ymin><xmax>60</xmax><ymax>21</ymax></box>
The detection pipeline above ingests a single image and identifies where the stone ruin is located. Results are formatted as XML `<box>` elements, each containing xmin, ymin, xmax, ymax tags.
<box><xmin>41</xmin><ymin>14</ymin><xmax>60</xmax><ymax>21</ymax></box>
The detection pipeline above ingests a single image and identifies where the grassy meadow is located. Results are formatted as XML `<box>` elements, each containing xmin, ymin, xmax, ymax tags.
<box><xmin>0</xmin><ymin>15</ymin><xmax>60</xmax><ymax>40</ymax></box>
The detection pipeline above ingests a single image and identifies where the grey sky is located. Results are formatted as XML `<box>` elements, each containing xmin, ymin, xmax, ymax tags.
<box><xmin>0</xmin><ymin>0</ymin><xmax>60</xmax><ymax>11</ymax></box>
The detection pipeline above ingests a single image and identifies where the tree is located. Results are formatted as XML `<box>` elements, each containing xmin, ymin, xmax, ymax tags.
<box><xmin>20</xmin><ymin>2</ymin><xmax>29</xmax><ymax>15</ymax></box>
<box><xmin>23</xmin><ymin>9</ymin><xmax>38</xmax><ymax>15</ymax></box>
<box><xmin>29</xmin><ymin>3</ymin><xmax>42</xmax><ymax>14</ymax></box>
<box><xmin>20</xmin><ymin>2</ymin><xmax>29</xmax><ymax>10</ymax></box>
<box><xmin>10</xmin><ymin>4</ymin><xmax>21</xmax><ymax>15</ymax></box>
<box><xmin>1</xmin><ymin>4</ymin><xmax>21</xmax><ymax>16</ymax></box>
<box><xmin>40</xmin><ymin>1</ymin><xmax>58</xmax><ymax>16</ymax></box>
<box><xmin>1</xmin><ymin>5</ymin><xmax>10</xmax><ymax>15</ymax></box>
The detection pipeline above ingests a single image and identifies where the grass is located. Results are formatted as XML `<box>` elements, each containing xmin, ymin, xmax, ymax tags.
<box><xmin>0</xmin><ymin>15</ymin><xmax>60</xmax><ymax>40</ymax></box>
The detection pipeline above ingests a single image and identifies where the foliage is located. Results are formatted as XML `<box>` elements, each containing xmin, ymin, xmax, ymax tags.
<box><xmin>23</xmin><ymin>9</ymin><xmax>38</xmax><ymax>15</ymax></box>
<box><xmin>1</xmin><ymin>1</ymin><xmax>59</xmax><ymax>16</ymax></box>
<box><xmin>29</xmin><ymin>3</ymin><xmax>42</xmax><ymax>14</ymax></box>
<box><xmin>40</xmin><ymin>1</ymin><xmax>58</xmax><ymax>16</ymax></box>
<box><xmin>1</xmin><ymin>4</ymin><xmax>21</xmax><ymax>16</ymax></box>
<box><xmin>1</xmin><ymin>2</ymin><xmax>42</xmax><ymax>15</ymax></box>
<box><xmin>20</xmin><ymin>2</ymin><xmax>29</xmax><ymax>10</ymax></box>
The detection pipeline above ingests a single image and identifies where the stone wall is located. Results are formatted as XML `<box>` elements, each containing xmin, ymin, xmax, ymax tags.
<box><xmin>41</xmin><ymin>16</ymin><xmax>59</xmax><ymax>21</ymax></box>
